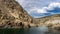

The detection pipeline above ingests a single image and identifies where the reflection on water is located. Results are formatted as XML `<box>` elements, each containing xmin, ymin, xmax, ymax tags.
<box><xmin>27</xmin><ymin>26</ymin><xmax>49</xmax><ymax>34</ymax></box>
<box><xmin>0</xmin><ymin>26</ymin><xmax>60</xmax><ymax>34</ymax></box>
<box><xmin>0</xmin><ymin>26</ymin><xmax>49</xmax><ymax>34</ymax></box>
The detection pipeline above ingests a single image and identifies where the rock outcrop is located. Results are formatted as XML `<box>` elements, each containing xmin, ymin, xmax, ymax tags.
<box><xmin>37</xmin><ymin>14</ymin><xmax>60</xmax><ymax>29</ymax></box>
<box><xmin>0</xmin><ymin>0</ymin><xmax>60</xmax><ymax>29</ymax></box>
<box><xmin>0</xmin><ymin>0</ymin><xmax>38</xmax><ymax>28</ymax></box>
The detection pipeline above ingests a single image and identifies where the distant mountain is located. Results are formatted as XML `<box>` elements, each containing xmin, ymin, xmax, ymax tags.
<box><xmin>36</xmin><ymin>14</ymin><xmax>60</xmax><ymax>29</ymax></box>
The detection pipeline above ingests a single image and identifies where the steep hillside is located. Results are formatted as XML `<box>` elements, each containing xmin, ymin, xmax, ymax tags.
<box><xmin>0</xmin><ymin>0</ymin><xmax>38</xmax><ymax>28</ymax></box>
<box><xmin>0</xmin><ymin>0</ymin><xmax>60</xmax><ymax>29</ymax></box>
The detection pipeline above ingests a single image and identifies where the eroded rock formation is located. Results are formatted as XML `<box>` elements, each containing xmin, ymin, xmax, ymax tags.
<box><xmin>0</xmin><ymin>0</ymin><xmax>60</xmax><ymax>29</ymax></box>
<box><xmin>37</xmin><ymin>14</ymin><xmax>60</xmax><ymax>29</ymax></box>
<box><xmin>0</xmin><ymin>0</ymin><xmax>38</xmax><ymax>28</ymax></box>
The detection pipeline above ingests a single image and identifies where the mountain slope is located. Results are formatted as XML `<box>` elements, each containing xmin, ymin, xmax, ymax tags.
<box><xmin>0</xmin><ymin>0</ymin><xmax>60</xmax><ymax>29</ymax></box>
<box><xmin>0</xmin><ymin>0</ymin><xmax>38</xmax><ymax>28</ymax></box>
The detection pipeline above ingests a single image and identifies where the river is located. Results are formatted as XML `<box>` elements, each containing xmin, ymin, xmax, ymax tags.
<box><xmin>0</xmin><ymin>26</ymin><xmax>60</xmax><ymax>34</ymax></box>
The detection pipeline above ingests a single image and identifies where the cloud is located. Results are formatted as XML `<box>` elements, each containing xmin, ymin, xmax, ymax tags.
<box><xmin>37</xmin><ymin>7</ymin><xmax>48</xmax><ymax>13</ymax></box>
<box><xmin>48</xmin><ymin>2</ymin><xmax>60</xmax><ymax>10</ymax></box>
<box><xmin>29</xmin><ymin>2</ymin><xmax>60</xmax><ymax>14</ymax></box>
<box><xmin>15</xmin><ymin>0</ymin><xmax>60</xmax><ymax>18</ymax></box>
<box><xmin>15</xmin><ymin>0</ymin><xmax>60</xmax><ymax>14</ymax></box>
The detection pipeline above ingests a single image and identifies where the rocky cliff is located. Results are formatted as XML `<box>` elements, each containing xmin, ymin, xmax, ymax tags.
<box><xmin>36</xmin><ymin>14</ymin><xmax>60</xmax><ymax>29</ymax></box>
<box><xmin>0</xmin><ymin>0</ymin><xmax>60</xmax><ymax>29</ymax></box>
<box><xmin>0</xmin><ymin>0</ymin><xmax>38</xmax><ymax>28</ymax></box>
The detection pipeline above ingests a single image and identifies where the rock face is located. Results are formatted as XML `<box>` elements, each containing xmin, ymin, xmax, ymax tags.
<box><xmin>0</xmin><ymin>0</ymin><xmax>38</xmax><ymax>28</ymax></box>
<box><xmin>0</xmin><ymin>0</ymin><xmax>60</xmax><ymax>29</ymax></box>
<box><xmin>37</xmin><ymin>14</ymin><xmax>60</xmax><ymax>29</ymax></box>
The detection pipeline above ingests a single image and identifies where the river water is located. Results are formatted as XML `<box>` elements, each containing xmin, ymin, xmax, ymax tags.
<box><xmin>0</xmin><ymin>26</ymin><xmax>60</xmax><ymax>34</ymax></box>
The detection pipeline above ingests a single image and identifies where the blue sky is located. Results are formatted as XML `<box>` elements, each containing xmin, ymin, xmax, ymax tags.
<box><xmin>16</xmin><ymin>0</ymin><xmax>60</xmax><ymax>18</ymax></box>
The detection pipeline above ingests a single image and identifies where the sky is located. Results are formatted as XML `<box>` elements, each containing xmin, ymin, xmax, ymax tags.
<box><xmin>15</xmin><ymin>0</ymin><xmax>60</xmax><ymax>18</ymax></box>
